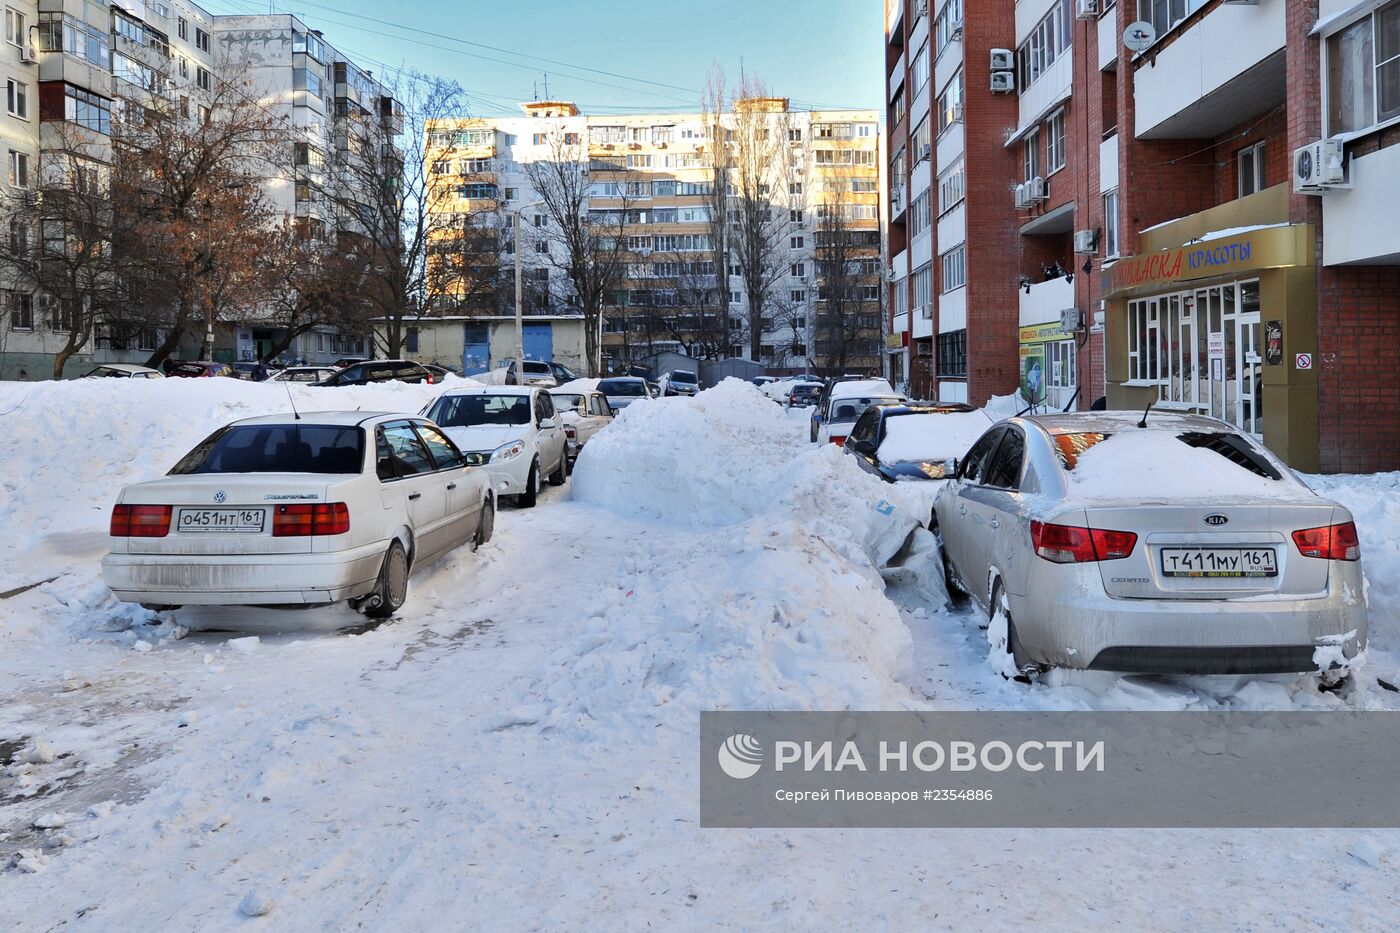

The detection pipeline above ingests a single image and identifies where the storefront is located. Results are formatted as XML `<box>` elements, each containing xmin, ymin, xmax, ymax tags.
<box><xmin>1018</xmin><ymin>321</ymin><xmax>1078</xmax><ymax>412</ymax></box>
<box><xmin>1103</xmin><ymin>223</ymin><xmax>1319</xmax><ymax>470</ymax></box>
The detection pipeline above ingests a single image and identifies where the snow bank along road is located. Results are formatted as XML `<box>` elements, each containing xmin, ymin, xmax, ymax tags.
<box><xmin>2</xmin><ymin>378</ymin><xmax>1400</xmax><ymax>928</ymax></box>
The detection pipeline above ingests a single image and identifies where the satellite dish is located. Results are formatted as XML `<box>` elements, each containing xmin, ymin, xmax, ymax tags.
<box><xmin>1124</xmin><ymin>21</ymin><xmax>1157</xmax><ymax>53</ymax></box>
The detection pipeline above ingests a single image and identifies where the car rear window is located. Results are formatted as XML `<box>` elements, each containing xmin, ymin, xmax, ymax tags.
<box><xmin>1052</xmin><ymin>430</ymin><xmax>1280</xmax><ymax>480</ymax></box>
<box><xmin>599</xmin><ymin>379</ymin><xmax>646</xmax><ymax>396</ymax></box>
<box><xmin>828</xmin><ymin>396</ymin><xmax>902</xmax><ymax>423</ymax></box>
<box><xmin>170</xmin><ymin>425</ymin><xmax>365</xmax><ymax>475</ymax></box>
<box><xmin>172</xmin><ymin>364</ymin><xmax>208</xmax><ymax>376</ymax></box>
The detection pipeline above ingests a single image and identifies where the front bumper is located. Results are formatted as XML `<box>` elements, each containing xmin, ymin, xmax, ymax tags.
<box><xmin>103</xmin><ymin>544</ymin><xmax>385</xmax><ymax>606</ymax></box>
<box><xmin>1008</xmin><ymin>563</ymin><xmax>1368</xmax><ymax>674</ymax></box>
<box><xmin>483</xmin><ymin>452</ymin><xmax>533</xmax><ymax>496</ymax></box>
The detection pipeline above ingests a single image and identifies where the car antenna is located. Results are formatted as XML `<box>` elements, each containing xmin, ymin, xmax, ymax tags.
<box><xmin>1137</xmin><ymin>400</ymin><xmax>1154</xmax><ymax>428</ymax></box>
<box><xmin>282</xmin><ymin>377</ymin><xmax>302</xmax><ymax>421</ymax></box>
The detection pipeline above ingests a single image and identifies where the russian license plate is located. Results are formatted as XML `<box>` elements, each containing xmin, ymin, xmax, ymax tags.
<box><xmin>176</xmin><ymin>508</ymin><xmax>265</xmax><ymax>534</ymax></box>
<box><xmin>1160</xmin><ymin>547</ymin><xmax>1277</xmax><ymax>578</ymax></box>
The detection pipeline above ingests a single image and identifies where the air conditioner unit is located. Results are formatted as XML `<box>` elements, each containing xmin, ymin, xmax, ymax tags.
<box><xmin>1060</xmin><ymin>306</ymin><xmax>1083</xmax><ymax>332</ymax></box>
<box><xmin>990</xmin><ymin>48</ymin><xmax>1014</xmax><ymax>71</ymax></box>
<box><xmin>1293</xmin><ymin>139</ymin><xmax>1346</xmax><ymax>193</ymax></box>
<box><xmin>1014</xmin><ymin>183</ymin><xmax>1028</xmax><ymax>208</ymax></box>
<box><xmin>916</xmin><ymin>0</ymin><xmax>929</xmax><ymax>15</ymax></box>
<box><xmin>1029</xmin><ymin>176</ymin><xmax>1047</xmax><ymax>201</ymax></box>
<box><xmin>951</xmin><ymin>21</ymin><xmax>964</xmax><ymax>40</ymax></box>
<box><xmin>19</xmin><ymin>44</ymin><xmax>37</xmax><ymax>64</ymax></box>
<box><xmin>990</xmin><ymin>71</ymin><xmax>1016</xmax><ymax>93</ymax></box>
<box><xmin>918</xmin><ymin>143</ymin><xmax>931</xmax><ymax>161</ymax></box>
<box><xmin>919</xmin><ymin>303</ymin><xmax>932</xmax><ymax>320</ymax></box>
<box><xmin>1073</xmin><ymin>229</ymin><xmax>1096</xmax><ymax>253</ymax></box>
<box><xmin>950</xmin><ymin>103</ymin><xmax>964</xmax><ymax>124</ymax></box>
<box><xmin>1075</xmin><ymin>0</ymin><xmax>1099</xmax><ymax>19</ymax></box>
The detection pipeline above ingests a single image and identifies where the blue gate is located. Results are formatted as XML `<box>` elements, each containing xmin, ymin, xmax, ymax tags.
<box><xmin>462</xmin><ymin>324</ymin><xmax>489</xmax><ymax>376</ymax></box>
<box><xmin>522</xmin><ymin>323</ymin><xmax>553</xmax><ymax>362</ymax></box>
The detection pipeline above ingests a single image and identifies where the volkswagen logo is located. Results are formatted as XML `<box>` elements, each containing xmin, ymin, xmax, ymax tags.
<box><xmin>213</xmin><ymin>490</ymin><xmax>227</xmax><ymax>504</ymax></box>
<box><xmin>1204</xmin><ymin>514</ymin><xmax>1228</xmax><ymax>526</ymax></box>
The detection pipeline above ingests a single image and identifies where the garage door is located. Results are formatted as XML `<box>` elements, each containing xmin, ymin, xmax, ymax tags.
<box><xmin>462</xmin><ymin>324</ymin><xmax>489</xmax><ymax>375</ymax></box>
<box><xmin>522</xmin><ymin>323</ymin><xmax>553</xmax><ymax>362</ymax></box>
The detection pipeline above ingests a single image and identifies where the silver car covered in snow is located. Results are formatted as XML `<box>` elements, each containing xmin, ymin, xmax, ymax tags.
<box><xmin>933</xmin><ymin>411</ymin><xmax>1367</xmax><ymax>678</ymax></box>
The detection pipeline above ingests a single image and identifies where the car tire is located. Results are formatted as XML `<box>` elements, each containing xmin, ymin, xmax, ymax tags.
<box><xmin>990</xmin><ymin>581</ymin><xmax>1033</xmax><ymax>681</ymax></box>
<box><xmin>518</xmin><ymin>459</ymin><xmax>541</xmax><ymax>508</ymax></box>
<box><xmin>364</xmin><ymin>540</ymin><xmax>409</xmax><ymax>619</ymax></box>
<box><xmin>472</xmin><ymin>495</ymin><xmax>495</xmax><ymax>551</ymax></box>
<box><xmin>547</xmin><ymin>449</ymin><xmax>567</xmax><ymax>486</ymax></box>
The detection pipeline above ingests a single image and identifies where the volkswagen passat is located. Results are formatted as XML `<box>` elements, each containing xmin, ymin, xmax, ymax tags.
<box><xmin>932</xmin><ymin>411</ymin><xmax>1367</xmax><ymax>680</ymax></box>
<box><xmin>103</xmin><ymin>413</ymin><xmax>494</xmax><ymax>619</ymax></box>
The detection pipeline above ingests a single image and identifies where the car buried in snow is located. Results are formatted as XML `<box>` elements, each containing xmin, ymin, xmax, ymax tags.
<box><xmin>422</xmin><ymin>385</ymin><xmax>569</xmax><ymax>508</ymax></box>
<box><xmin>102</xmin><ymin>412</ymin><xmax>495</xmax><ymax>619</ymax></box>
<box><xmin>597</xmin><ymin>376</ymin><xmax>651</xmax><ymax>411</ymax></box>
<box><xmin>843</xmin><ymin>403</ymin><xmax>993</xmax><ymax>481</ymax></box>
<box><xmin>549</xmin><ymin>387</ymin><xmax>614</xmax><ymax>464</ymax></box>
<box><xmin>932</xmin><ymin>411</ymin><xmax>1368</xmax><ymax>682</ymax></box>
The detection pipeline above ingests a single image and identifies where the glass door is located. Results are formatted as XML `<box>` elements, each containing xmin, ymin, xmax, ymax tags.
<box><xmin>1237</xmin><ymin>311</ymin><xmax>1262</xmax><ymax>437</ymax></box>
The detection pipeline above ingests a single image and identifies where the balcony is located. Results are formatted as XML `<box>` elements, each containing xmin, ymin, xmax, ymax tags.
<box><xmin>1133</xmin><ymin>0</ymin><xmax>1286</xmax><ymax>139</ymax></box>
<box><xmin>1322</xmin><ymin>144</ymin><xmax>1400</xmax><ymax>265</ymax></box>
<box><xmin>1018</xmin><ymin>275</ymin><xmax>1074</xmax><ymax>329</ymax></box>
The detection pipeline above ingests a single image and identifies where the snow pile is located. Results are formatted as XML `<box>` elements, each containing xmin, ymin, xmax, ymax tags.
<box><xmin>1070</xmin><ymin>430</ymin><xmax>1283</xmax><ymax>500</ymax></box>
<box><xmin>0</xmin><ymin>377</ymin><xmax>446</xmax><ymax>590</ymax></box>
<box><xmin>1307</xmin><ymin>471</ymin><xmax>1400</xmax><ymax>655</ymax></box>
<box><xmin>877</xmin><ymin>411</ymin><xmax>994</xmax><ymax>462</ymax></box>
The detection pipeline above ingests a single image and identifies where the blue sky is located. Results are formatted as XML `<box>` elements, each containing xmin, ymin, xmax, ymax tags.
<box><xmin>198</xmin><ymin>0</ymin><xmax>884</xmax><ymax>116</ymax></box>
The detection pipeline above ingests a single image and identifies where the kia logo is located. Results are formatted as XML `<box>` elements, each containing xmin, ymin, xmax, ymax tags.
<box><xmin>1204</xmin><ymin>514</ymin><xmax>1228</xmax><ymax>526</ymax></box>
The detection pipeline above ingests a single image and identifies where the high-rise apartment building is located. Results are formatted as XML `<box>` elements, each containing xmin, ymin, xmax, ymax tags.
<box><xmin>886</xmin><ymin>0</ymin><xmax>1400</xmax><ymax>473</ymax></box>
<box><xmin>0</xmin><ymin>2</ymin><xmax>393</xmax><ymax>377</ymax></box>
<box><xmin>424</xmin><ymin>98</ymin><xmax>883</xmax><ymax>376</ymax></box>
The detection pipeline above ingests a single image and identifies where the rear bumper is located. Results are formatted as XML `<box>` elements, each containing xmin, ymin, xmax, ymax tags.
<box><xmin>1008</xmin><ymin>564</ymin><xmax>1368</xmax><ymax>674</ymax></box>
<box><xmin>103</xmin><ymin>545</ymin><xmax>384</xmax><ymax>606</ymax></box>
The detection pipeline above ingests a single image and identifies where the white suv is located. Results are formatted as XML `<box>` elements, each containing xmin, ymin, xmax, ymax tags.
<box><xmin>423</xmin><ymin>386</ymin><xmax>569</xmax><ymax>507</ymax></box>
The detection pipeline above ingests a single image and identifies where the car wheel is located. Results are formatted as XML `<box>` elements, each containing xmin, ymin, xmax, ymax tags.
<box><xmin>989</xmin><ymin>580</ymin><xmax>1032</xmax><ymax>682</ymax></box>
<box><xmin>364</xmin><ymin>540</ymin><xmax>409</xmax><ymax>619</ymax></box>
<box><xmin>472</xmin><ymin>495</ymin><xmax>495</xmax><ymax>551</ymax></box>
<box><xmin>547</xmin><ymin>448</ymin><xmax>567</xmax><ymax>486</ymax></box>
<box><xmin>518</xmin><ymin>459</ymin><xmax>541</xmax><ymax>508</ymax></box>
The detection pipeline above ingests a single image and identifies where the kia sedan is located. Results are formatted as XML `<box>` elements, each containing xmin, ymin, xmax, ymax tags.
<box><xmin>932</xmin><ymin>411</ymin><xmax>1367</xmax><ymax>680</ymax></box>
<box><xmin>103</xmin><ymin>413</ymin><xmax>495</xmax><ymax>619</ymax></box>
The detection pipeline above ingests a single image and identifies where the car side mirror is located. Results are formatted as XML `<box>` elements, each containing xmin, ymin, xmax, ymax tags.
<box><xmin>944</xmin><ymin>457</ymin><xmax>958</xmax><ymax>477</ymax></box>
<box><xmin>539</xmin><ymin>417</ymin><xmax>557</xmax><ymax>429</ymax></box>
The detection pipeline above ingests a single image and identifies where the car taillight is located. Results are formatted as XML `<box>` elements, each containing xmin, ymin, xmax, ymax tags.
<box><xmin>1030</xmin><ymin>521</ymin><xmax>1136</xmax><ymax>563</ymax></box>
<box><xmin>830</xmin><ymin>435</ymin><xmax>847</xmax><ymax>447</ymax></box>
<box><xmin>273</xmin><ymin>503</ymin><xmax>351</xmax><ymax>537</ymax></box>
<box><xmin>110</xmin><ymin>504</ymin><xmax>172</xmax><ymax>538</ymax></box>
<box><xmin>425</xmin><ymin>373</ymin><xmax>435</xmax><ymax>384</ymax></box>
<box><xmin>565</xmin><ymin>426</ymin><xmax>577</xmax><ymax>439</ymax></box>
<box><xmin>1292</xmin><ymin>521</ymin><xmax>1360</xmax><ymax>561</ymax></box>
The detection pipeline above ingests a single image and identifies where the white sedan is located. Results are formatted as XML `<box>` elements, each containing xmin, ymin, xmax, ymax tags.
<box><xmin>82</xmin><ymin>364</ymin><xmax>164</xmax><ymax>379</ymax></box>
<box><xmin>422</xmin><ymin>386</ymin><xmax>568</xmax><ymax>508</ymax></box>
<box><xmin>550</xmin><ymin>388</ymin><xmax>615</xmax><ymax>462</ymax></box>
<box><xmin>267</xmin><ymin>366</ymin><xmax>338</xmax><ymax>384</ymax></box>
<box><xmin>103</xmin><ymin>412</ymin><xmax>495</xmax><ymax>619</ymax></box>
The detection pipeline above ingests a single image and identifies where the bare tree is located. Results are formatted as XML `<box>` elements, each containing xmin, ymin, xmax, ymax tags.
<box><xmin>523</xmin><ymin>129</ymin><xmax>635</xmax><ymax>376</ymax></box>
<box><xmin>703</xmin><ymin>72</ymin><xmax>798</xmax><ymax>363</ymax></box>
<box><xmin>0</xmin><ymin>124</ymin><xmax>114</xmax><ymax>378</ymax></box>
<box><xmin>813</xmin><ymin>176</ymin><xmax>883</xmax><ymax>374</ymax></box>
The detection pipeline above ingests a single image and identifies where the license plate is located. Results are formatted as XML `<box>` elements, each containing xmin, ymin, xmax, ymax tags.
<box><xmin>176</xmin><ymin>508</ymin><xmax>265</xmax><ymax>533</ymax></box>
<box><xmin>1160</xmin><ymin>547</ymin><xmax>1277</xmax><ymax>578</ymax></box>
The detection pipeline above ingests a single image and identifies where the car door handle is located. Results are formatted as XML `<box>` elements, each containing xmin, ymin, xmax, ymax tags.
<box><xmin>959</xmin><ymin>505</ymin><xmax>967</xmax><ymax>515</ymax></box>
<box><xmin>989</xmin><ymin>518</ymin><xmax>1000</xmax><ymax>529</ymax></box>
<box><xmin>408</xmin><ymin>493</ymin><xmax>422</xmax><ymax>501</ymax></box>
<box><xmin>446</xmin><ymin>483</ymin><xmax>457</xmax><ymax>490</ymax></box>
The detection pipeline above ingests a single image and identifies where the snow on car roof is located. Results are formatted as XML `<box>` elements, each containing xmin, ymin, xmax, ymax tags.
<box><xmin>1025</xmin><ymin>410</ymin><xmax>1233</xmax><ymax>434</ymax></box>
<box><xmin>1067</xmin><ymin>427</ymin><xmax>1299</xmax><ymax>500</ymax></box>
<box><xmin>554</xmin><ymin>378</ymin><xmax>600</xmax><ymax>393</ymax></box>
<box><xmin>830</xmin><ymin>378</ymin><xmax>898</xmax><ymax>400</ymax></box>
<box><xmin>877</xmin><ymin>410</ymin><xmax>994</xmax><ymax>463</ymax></box>
<box><xmin>95</xmin><ymin>363</ymin><xmax>159</xmax><ymax>373</ymax></box>
<box><xmin>232</xmin><ymin>411</ymin><xmax>395</xmax><ymax>427</ymax></box>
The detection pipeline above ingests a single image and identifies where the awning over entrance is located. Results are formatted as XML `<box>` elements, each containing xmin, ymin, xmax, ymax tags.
<box><xmin>1102</xmin><ymin>224</ymin><xmax>1313</xmax><ymax>300</ymax></box>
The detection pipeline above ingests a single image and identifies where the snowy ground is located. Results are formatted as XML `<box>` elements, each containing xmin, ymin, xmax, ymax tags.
<box><xmin>2</xmin><ymin>378</ymin><xmax>1399</xmax><ymax>928</ymax></box>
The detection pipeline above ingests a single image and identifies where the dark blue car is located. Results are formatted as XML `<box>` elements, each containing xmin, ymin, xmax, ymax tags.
<box><xmin>842</xmin><ymin>403</ymin><xmax>993</xmax><ymax>482</ymax></box>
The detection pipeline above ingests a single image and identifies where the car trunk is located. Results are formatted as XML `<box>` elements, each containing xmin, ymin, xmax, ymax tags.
<box><xmin>1082</xmin><ymin>501</ymin><xmax>1336</xmax><ymax>600</ymax></box>
<box><xmin>120</xmin><ymin>475</ymin><xmax>335</xmax><ymax>556</ymax></box>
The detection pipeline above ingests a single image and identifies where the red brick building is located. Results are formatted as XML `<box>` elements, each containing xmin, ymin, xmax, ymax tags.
<box><xmin>885</xmin><ymin>0</ymin><xmax>1400</xmax><ymax>473</ymax></box>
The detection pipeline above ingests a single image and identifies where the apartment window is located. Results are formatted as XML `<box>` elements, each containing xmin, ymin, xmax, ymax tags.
<box><xmin>294</xmin><ymin>181</ymin><xmax>313</xmax><ymax>203</ymax></box>
<box><xmin>532</xmin><ymin>133</ymin><xmax>547</xmax><ymax>145</ymax></box>
<box><xmin>911</xmin><ymin>40</ymin><xmax>930</xmax><ymax>92</ymax></box>
<box><xmin>935</xmin><ymin>0</ymin><xmax>964</xmax><ymax>55</ymax></box>
<box><xmin>1018</xmin><ymin>2</ymin><xmax>1072</xmax><ymax>90</ymax></box>
<box><xmin>536</xmin><ymin>240</ymin><xmax>549</xmax><ymax>253</ymax></box>
<box><xmin>179</xmin><ymin>57</ymin><xmax>188</xmax><ymax>79</ymax></box>
<box><xmin>1127</xmin><ymin>298</ymin><xmax>1160</xmax><ymax>383</ymax></box>
<box><xmin>1137</xmin><ymin>0</ymin><xmax>1206</xmax><ymax>40</ymax></box>
<box><xmin>197</xmin><ymin>67</ymin><xmax>212</xmax><ymax>91</ymax></box>
<box><xmin>504</xmin><ymin>187</ymin><xmax>517</xmax><ymax>201</ymax></box>
<box><xmin>7</xmin><ymin>149</ymin><xmax>27</xmax><ymax>186</ymax></box>
<box><xmin>1237</xmin><ymin>141</ymin><xmax>1266</xmax><ymax>198</ymax></box>
<box><xmin>791</xmin><ymin>290</ymin><xmax>806</xmax><ymax>303</ymax></box>
<box><xmin>8</xmin><ymin>291</ymin><xmax>33</xmax><ymax>330</ymax></box>
<box><xmin>195</xmin><ymin>27</ymin><xmax>209</xmax><ymax>52</ymax></box>
<box><xmin>564</xmin><ymin>132</ymin><xmax>580</xmax><ymax>145</ymax></box>
<box><xmin>5</xmin><ymin>7</ymin><xmax>23</xmax><ymax>47</ymax></box>
<box><xmin>650</xmin><ymin>125</ymin><xmax>673</xmax><ymax>144</ymax></box>
<box><xmin>1023</xmin><ymin>128</ymin><xmax>1041</xmax><ymax>182</ymax></box>
<box><xmin>39</xmin><ymin>12</ymin><xmax>111</xmax><ymax>69</ymax></box>
<box><xmin>1045</xmin><ymin>110</ymin><xmax>1066</xmax><ymax>174</ymax></box>
<box><xmin>938</xmin><ymin>160</ymin><xmax>965</xmax><ymax>213</ymax></box>
<box><xmin>937</xmin><ymin>329</ymin><xmax>967</xmax><ymax>377</ymax></box>
<box><xmin>890</xmin><ymin>87</ymin><xmax>906</xmax><ymax>128</ymax></box>
<box><xmin>1326</xmin><ymin>3</ymin><xmax>1400</xmax><ymax>135</ymax></box>
<box><xmin>626</xmin><ymin>154</ymin><xmax>652</xmax><ymax>168</ymax></box>
<box><xmin>910</xmin><ymin>190</ymin><xmax>932</xmax><ymax>238</ymax></box>
<box><xmin>1103</xmin><ymin>190</ymin><xmax>1120</xmax><ymax>258</ymax></box>
<box><xmin>60</xmin><ymin>85</ymin><xmax>111</xmax><ymax>134</ymax></box>
<box><xmin>791</xmin><ymin>235</ymin><xmax>804</xmax><ymax>249</ymax></box>
<box><xmin>6</xmin><ymin>79</ymin><xmax>24</xmax><ymax>119</ymax></box>
<box><xmin>912</xmin><ymin>264</ymin><xmax>933</xmax><ymax>316</ymax></box>
<box><xmin>791</xmin><ymin>262</ymin><xmax>806</xmax><ymax>278</ymax></box>
<box><xmin>937</xmin><ymin>71</ymin><xmax>964</xmax><ymax>134</ymax></box>
<box><xmin>457</xmin><ymin>183</ymin><xmax>497</xmax><ymax>200</ymax></box>
<box><xmin>789</xmin><ymin>181</ymin><xmax>803</xmax><ymax>195</ymax></box>
<box><xmin>294</xmin><ymin>142</ymin><xmax>325</xmax><ymax>168</ymax></box>
<box><xmin>731</xmin><ymin>291</ymin><xmax>742</xmax><ymax>304</ymax></box>
<box><xmin>178</xmin><ymin>16</ymin><xmax>187</xmax><ymax>40</ymax></box>
<box><xmin>941</xmin><ymin>245</ymin><xmax>966</xmax><ymax>292</ymax></box>
<box><xmin>912</xmin><ymin>117</ymin><xmax>931</xmax><ymax>164</ymax></box>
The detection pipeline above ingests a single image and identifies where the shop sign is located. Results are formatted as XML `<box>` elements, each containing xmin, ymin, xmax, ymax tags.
<box><xmin>1018</xmin><ymin>322</ymin><xmax>1075</xmax><ymax>344</ymax></box>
